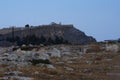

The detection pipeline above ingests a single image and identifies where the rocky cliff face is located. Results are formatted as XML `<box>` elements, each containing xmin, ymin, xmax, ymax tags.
<box><xmin>0</xmin><ymin>24</ymin><xmax>96</xmax><ymax>44</ymax></box>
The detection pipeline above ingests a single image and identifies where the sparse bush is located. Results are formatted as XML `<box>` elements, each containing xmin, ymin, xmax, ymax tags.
<box><xmin>6</xmin><ymin>33</ymin><xmax>69</xmax><ymax>46</ymax></box>
<box><xmin>22</xmin><ymin>35</ymin><xmax>40</xmax><ymax>45</ymax></box>
<box><xmin>20</xmin><ymin>46</ymin><xmax>33</xmax><ymax>51</ymax></box>
<box><xmin>25</xmin><ymin>24</ymin><xmax>30</xmax><ymax>28</ymax></box>
<box><xmin>86</xmin><ymin>43</ymin><xmax>101</xmax><ymax>53</ymax></box>
<box><xmin>47</xmin><ymin>37</ymin><xmax>54</xmax><ymax>45</ymax></box>
<box><xmin>30</xmin><ymin>59</ymin><xmax>51</xmax><ymax>66</ymax></box>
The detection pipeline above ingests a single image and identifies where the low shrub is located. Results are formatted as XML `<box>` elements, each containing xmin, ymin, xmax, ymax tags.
<box><xmin>30</xmin><ymin>59</ymin><xmax>51</xmax><ymax>66</ymax></box>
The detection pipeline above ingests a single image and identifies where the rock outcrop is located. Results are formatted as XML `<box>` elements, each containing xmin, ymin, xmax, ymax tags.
<box><xmin>0</xmin><ymin>23</ymin><xmax>96</xmax><ymax>44</ymax></box>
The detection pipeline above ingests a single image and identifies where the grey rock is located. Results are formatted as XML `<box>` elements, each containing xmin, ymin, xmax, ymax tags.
<box><xmin>105</xmin><ymin>44</ymin><xmax>119</xmax><ymax>52</ymax></box>
<box><xmin>2</xmin><ymin>76</ymin><xmax>33</xmax><ymax>80</ymax></box>
<box><xmin>33</xmin><ymin>52</ymin><xmax>50</xmax><ymax>60</ymax></box>
<box><xmin>50</xmin><ymin>48</ymin><xmax>61</xmax><ymax>58</ymax></box>
<box><xmin>47</xmin><ymin>64</ymin><xmax>56</xmax><ymax>69</ymax></box>
<box><xmin>4</xmin><ymin>71</ymin><xmax>22</xmax><ymax>76</ymax></box>
<box><xmin>64</xmin><ymin>67</ymin><xmax>74</xmax><ymax>71</ymax></box>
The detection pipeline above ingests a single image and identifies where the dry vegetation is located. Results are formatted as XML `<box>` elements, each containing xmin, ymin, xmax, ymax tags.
<box><xmin>0</xmin><ymin>44</ymin><xmax>120</xmax><ymax>80</ymax></box>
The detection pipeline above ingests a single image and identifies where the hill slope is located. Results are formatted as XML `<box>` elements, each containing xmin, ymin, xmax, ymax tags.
<box><xmin>0</xmin><ymin>23</ymin><xmax>96</xmax><ymax>44</ymax></box>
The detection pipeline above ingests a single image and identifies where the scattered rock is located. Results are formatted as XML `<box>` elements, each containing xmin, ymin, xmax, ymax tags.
<box><xmin>4</xmin><ymin>71</ymin><xmax>22</xmax><ymax>76</ymax></box>
<box><xmin>67</xmin><ymin>61</ymin><xmax>73</xmax><ymax>63</ymax></box>
<box><xmin>34</xmin><ymin>71</ymin><xmax>39</xmax><ymax>75</ymax></box>
<box><xmin>82</xmin><ymin>69</ymin><xmax>92</xmax><ymax>73</ymax></box>
<box><xmin>107</xmin><ymin>72</ymin><xmax>120</xmax><ymax>76</ymax></box>
<box><xmin>86</xmin><ymin>61</ymin><xmax>93</xmax><ymax>65</ymax></box>
<box><xmin>106</xmin><ymin>44</ymin><xmax>119</xmax><ymax>52</ymax></box>
<box><xmin>50</xmin><ymin>48</ymin><xmax>61</xmax><ymax>58</ymax></box>
<box><xmin>47</xmin><ymin>64</ymin><xmax>56</xmax><ymax>69</ymax></box>
<box><xmin>22</xmin><ymin>44</ymin><xmax>26</xmax><ymax>47</ymax></box>
<box><xmin>62</xmin><ymin>52</ymin><xmax>71</xmax><ymax>56</ymax></box>
<box><xmin>64</xmin><ymin>67</ymin><xmax>74</xmax><ymax>71</ymax></box>
<box><xmin>33</xmin><ymin>52</ymin><xmax>50</xmax><ymax>60</ymax></box>
<box><xmin>2</xmin><ymin>76</ymin><xmax>33</xmax><ymax>80</ymax></box>
<box><xmin>56</xmin><ymin>62</ymin><xmax>64</xmax><ymax>64</ymax></box>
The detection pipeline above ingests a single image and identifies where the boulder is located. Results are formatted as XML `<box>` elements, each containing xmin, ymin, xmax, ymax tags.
<box><xmin>50</xmin><ymin>48</ymin><xmax>61</xmax><ymax>58</ymax></box>
<box><xmin>47</xmin><ymin>64</ymin><xmax>56</xmax><ymax>69</ymax></box>
<box><xmin>64</xmin><ymin>67</ymin><xmax>74</xmax><ymax>71</ymax></box>
<box><xmin>2</xmin><ymin>76</ymin><xmax>33</xmax><ymax>80</ymax></box>
<box><xmin>33</xmin><ymin>52</ymin><xmax>50</xmax><ymax>60</ymax></box>
<box><xmin>4</xmin><ymin>71</ymin><xmax>22</xmax><ymax>76</ymax></box>
<box><xmin>0</xmin><ymin>47</ymin><xmax>8</xmax><ymax>54</ymax></box>
<box><xmin>29</xmin><ymin>52</ymin><xmax>51</xmax><ymax>65</ymax></box>
<box><xmin>7</xmin><ymin>54</ymin><xmax>18</xmax><ymax>61</ymax></box>
<box><xmin>106</xmin><ymin>44</ymin><xmax>119</xmax><ymax>52</ymax></box>
<box><xmin>15</xmin><ymin>48</ymin><xmax>26</xmax><ymax>55</ymax></box>
<box><xmin>23</xmin><ymin>51</ymin><xmax>33</xmax><ymax>61</ymax></box>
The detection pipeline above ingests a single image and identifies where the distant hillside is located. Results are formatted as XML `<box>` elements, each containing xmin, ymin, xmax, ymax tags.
<box><xmin>0</xmin><ymin>23</ymin><xmax>96</xmax><ymax>44</ymax></box>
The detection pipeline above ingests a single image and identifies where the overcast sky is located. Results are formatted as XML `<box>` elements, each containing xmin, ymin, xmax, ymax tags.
<box><xmin>0</xmin><ymin>0</ymin><xmax>120</xmax><ymax>41</ymax></box>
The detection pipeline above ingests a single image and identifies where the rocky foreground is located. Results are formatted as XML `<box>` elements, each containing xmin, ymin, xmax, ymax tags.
<box><xmin>0</xmin><ymin>44</ymin><xmax>120</xmax><ymax>80</ymax></box>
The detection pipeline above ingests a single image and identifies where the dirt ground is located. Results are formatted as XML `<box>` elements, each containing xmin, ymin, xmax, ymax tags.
<box><xmin>0</xmin><ymin>45</ymin><xmax>120</xmax><ymax>80</ymax></box>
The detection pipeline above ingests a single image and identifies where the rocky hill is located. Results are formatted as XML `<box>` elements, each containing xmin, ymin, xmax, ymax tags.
<box><xmin>0</xmin><ymin>23</ymin><xmax>96</xmax><ymax>44</ymax></box>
